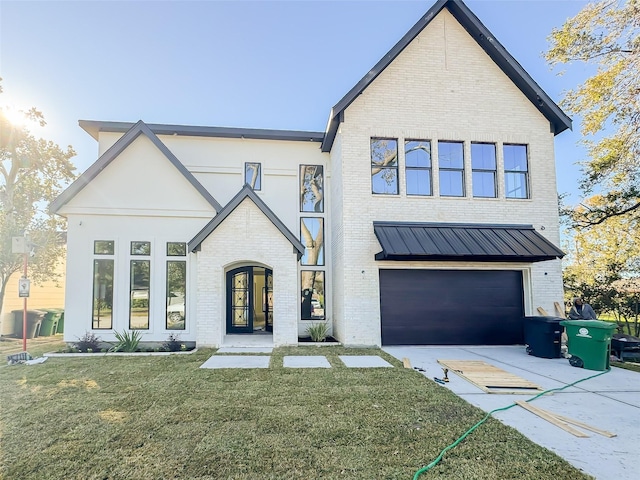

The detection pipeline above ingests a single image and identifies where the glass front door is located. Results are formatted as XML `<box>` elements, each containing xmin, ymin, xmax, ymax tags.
<box><xmin>226</xmin><ymin>266</ymin><xmax>273</xmax><ymax>334</ymax></box>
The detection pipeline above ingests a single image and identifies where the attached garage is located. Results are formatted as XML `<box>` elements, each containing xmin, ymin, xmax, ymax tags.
<box><xmin>373</xmin><ymin>222</ymin><xmax>566</xmax><ymax>346</ymax></box>
<box><xmin>380</xmin><ymin>269</ymin><xmax>524</xmax><ymax>345</ymax></box>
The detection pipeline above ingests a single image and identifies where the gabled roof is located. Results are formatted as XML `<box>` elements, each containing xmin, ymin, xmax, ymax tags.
<box><xmin>188</xmin><ymin>184</ymin><xmax>305</xmax><ymax>258</ymax></box>
<box><xmin>373</xmin><ymin>222</ymin><xmax>565</xmax><ymax>262</ymax></box>
<box><xmin>49</xmin><ymin>120</ymin><xmax>222</xmax><ymax>214</ymax></box>
<box><xmin>321</xmin><ymin>0</ymin><xmax>572</xmax><ymax>152</ymax></box>
<box><xmin>79</xmin><ymin>120</ymin><xmax>324</xmax><ymax>143</ymax></box>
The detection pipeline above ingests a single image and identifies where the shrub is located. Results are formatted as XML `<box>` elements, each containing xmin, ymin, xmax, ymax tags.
<box><xmin>110</xmin><ymin>330</ymin><xmax>143</xmax><ymax>352</ymax></box>
<box><xmin>74</xmin><ymin>332</ymin><xmax>102</xmax><ymax>353</ymax></box>
<box><xmin>306</xmin><ymin>322</ymin><xmax>329</xmax><ymax>342</ymax></box>
<box><xmin>163</xmin><ymin>333</ymin><xmax>183</xmax><ymax>352</ymax></box>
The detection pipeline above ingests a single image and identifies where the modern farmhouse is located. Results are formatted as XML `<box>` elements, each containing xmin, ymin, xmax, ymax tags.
<box><xmin>51</xmin><ymin>0</ymin><xmax>569</xmax><ymax>348</ymax></box>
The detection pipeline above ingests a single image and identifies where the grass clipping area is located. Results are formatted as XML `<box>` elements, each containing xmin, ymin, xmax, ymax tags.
<box><xmin>0</xmin><ymin>346</ymin><xmax>591</xmax><ymax>480</ymax></box>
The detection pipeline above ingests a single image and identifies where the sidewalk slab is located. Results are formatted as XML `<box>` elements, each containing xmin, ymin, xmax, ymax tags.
<box><xmin>283</xmin><ymin>356</ymin><xmax>331</xmax><ymax>368</ymax></box>
<box><xmin>217</xmin><ymin>347</ymin><xmax>273</xmax><ymax>354</ymax></box>
<box><xmin>339</xmin><ymin>355</ymin><xmax>393</xmax><ymax>368</ymax></box>
<box><xmin>200</xmin><ymin>355</ymin><xmax>270</xmax><ymax>369</ymax></box>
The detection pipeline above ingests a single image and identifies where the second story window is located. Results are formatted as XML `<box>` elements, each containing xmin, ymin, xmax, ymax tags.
<box><xmin>504</xmin><ymin>144</ymin><xmax>529</xmax><ymax>199</ymax></box>
<box><xmin>438</xmin><ymin>141</ymin><xmax>464</xmax><ymax>197</ymax></box>
<box><xmin>471</xmin><ymin>143</ymin><xmax>497</xmax><ymax>198</ymax></box>
<box><xmin>245</xmin><ymin>162</ymin><xmax>261</xmax><ymax>190</ymax></box>
<box><xmin>405</xmin><ymin>140</ymin><xmax>432</xmax><ymax>196</ymax></box>
<box><xmin>371</xmin><ymin>138</ymin><xmax>398</xmax><ymax>195</ymax></box>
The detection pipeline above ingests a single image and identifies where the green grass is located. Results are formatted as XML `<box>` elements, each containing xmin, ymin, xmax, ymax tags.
<box><xmin>0</xmin><ymin>343</ymin><xmax>593</xmax><ymax>480</ymax></box>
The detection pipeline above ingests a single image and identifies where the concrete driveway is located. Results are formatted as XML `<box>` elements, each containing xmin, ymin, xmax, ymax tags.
<box><xmin>383</xmin><ymin>346</ymin><xmax>640</xmax><ymax>480</ymax></box>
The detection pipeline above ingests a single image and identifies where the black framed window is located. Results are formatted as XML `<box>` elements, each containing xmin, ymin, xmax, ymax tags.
<box><xmin>405</xmin><ymin>140</ymin><xmax>432</xmax><ymax>196</ymax></box>
<box><xmin>166</xmin><ymin>261</ymin><xmax>186</xmax><ymax>330</ymax></box>
<box><xmin>438</xmin><ymin>141</ymin><xmax>464</xmax><ymax>197</ymax></box>
<box><xmin>471</xmin><ymin>143</ymin><xmax>497</xmax><ymax>198</ymax></box>
<box><xmin>131</xmin><ymin>241</ymin><xmax>150</xmax><ymax>256</ymax></box>
<box><xmin>301</xmin><ymin>271</ymin><xmax>325</xmax><ymax>320</ymax></box>
<box><xmin>167</xmin><ymin>242</ymin><xmax>186</xmax><ymax>256</ymax></box>
<box><xmin>245</xmin><ymin>162</ymin><xmax>261</xmax><ymax>190</ymax></box>
<box><xmin>371</xmin><ymin>138</ymin><xmax>398</xmax><ymax>195</ymax></box>
<box><xmin>94</xmin><ymin>240</ymin><xmax>114</xmax><ymax>255</ymax></box>
<box><xmin>130</xmin><ymin>260</ymin><xmax>150</xmax><ymax>330</ymax></box>
<box><xmin>300</xmin><ymin>218</ymin><xmax>324</xmax><ymax>266</ymax></box>
<box><xmin>92</xmin><ymin>259</ymin><xmax>114</xmax><ymax>329</ymax></box>
<box><xmin>299</xmin><ymin>165</ymin><xmax>324</xmax><ymax>212</ymax></box>
<box><xmin>504</xmin><ymin>144</ymin><xmax>529</xmax><ymax>199</ymax></box>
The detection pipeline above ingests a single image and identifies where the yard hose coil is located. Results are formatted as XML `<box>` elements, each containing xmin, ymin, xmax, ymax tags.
<box><xmin>412</xmin><ymin>367</ymin><xmax>611</xmax><ymax>480</ymax></box>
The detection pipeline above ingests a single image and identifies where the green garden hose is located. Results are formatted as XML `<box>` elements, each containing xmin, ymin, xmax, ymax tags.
<box><xmin>412</xmin><ymin>368</ymin><xmax>611</xmax><ymax>480</ymax></box>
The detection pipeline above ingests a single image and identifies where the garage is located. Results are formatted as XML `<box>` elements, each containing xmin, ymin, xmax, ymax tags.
<box><xmin>380</xmin><ymin>269</ymin><xmax>525</xmax><ymax>345</ymax></box>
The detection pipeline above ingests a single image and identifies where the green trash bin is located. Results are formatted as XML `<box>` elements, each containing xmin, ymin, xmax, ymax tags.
<box><xmin>40</xmin><ymin>309</ymin><xmax>63</xmax><ymax>336</ymax></box>
<box><xmin>56</xmin><ymin>310</ymin><xmax>64</xmax><ymax>334</ymax></box>
<box><xmin>560</xmin><ymin>320</ymin><xmax>617</xmax><ymax>371</ymax></box>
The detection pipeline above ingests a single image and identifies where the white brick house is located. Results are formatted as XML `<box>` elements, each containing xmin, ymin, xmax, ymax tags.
<box><xmin>51</xmin><ymin>0</ymin><xmax>569</xmax><ymax>348</ymax></box>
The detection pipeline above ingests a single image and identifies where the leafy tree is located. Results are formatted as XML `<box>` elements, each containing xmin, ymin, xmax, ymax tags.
<box><xmin>562</xmin><ymin>208</ymin><xmax>640</xmax><ymax>334</ymax></box>
<box><xmin>546</xmin><ymin>0</ymin><xmax>640</xmax><ymax>227</ymax></box>
<box><xmin>0</xmin><ymin>80</ymin><xmax>76</xmax><ymax>317</ymax></box>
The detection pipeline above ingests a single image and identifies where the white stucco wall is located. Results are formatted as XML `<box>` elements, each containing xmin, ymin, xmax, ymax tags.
<box><xmin>331</xmin><ymin>9</ymin><xmax>564</xmax><ymax>345</ymax></box>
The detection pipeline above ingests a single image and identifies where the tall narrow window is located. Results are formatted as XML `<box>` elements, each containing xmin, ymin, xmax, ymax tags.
<box><xmin>438</xmin><ymin>141</ymin><xmax>464</xmax><ymax>197</ymax></box>
<box><xmin>405</xmin><ymin>140</ymin><xmax>432</xmax><ymax>196</ymax></box>
<box><xmin>371</xmin><ymin>138</ymin><xmax>398</xmax><ymax>195</ymax></box>
<box><xmin>301</xmin><ymin>271</ymin><xmax>325</xmax><ymax>320</ymax></box>
<box><xmin>92</xmin><ymin>259</ymin><xmax>114</xmax><ymax>329</ymax></box>
<box><xmin>300</xmin><ymin>165</ymin><xmax>324</xmax><ymax>212</ymax></box>
<box><xmin>471</xmin><ymin>143</ymin><xmax>497</xmax><ymax>198</ymax></box>
<box><xmin>166</xmin><ymin>261</ymin><xmax>186</xmax><ymax>330</ymax></box>
<box><xmin>300</xmin><ymin>218</ymin><xmax>324</xmax><ymax>266</ymax></box>
<box><xmin>245</xmin><ymin>162</ymin><xmax>261</xmax><ymax>190</ymax></box>
<box><xmin>504</xmin><ymin>144</ymin><xmax>529</xmax><ymax>199</ymax></box>
<box><xmin>130</xmin><ymin>260</ymin><xmax>150</xmax><ymax>329</ymax></box>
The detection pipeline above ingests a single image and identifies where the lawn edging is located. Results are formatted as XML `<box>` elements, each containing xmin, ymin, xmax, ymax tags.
<box><xmin>43</xmin><ymin>349</ymin><xmax>199</xmax><ymax>358</ymax></box>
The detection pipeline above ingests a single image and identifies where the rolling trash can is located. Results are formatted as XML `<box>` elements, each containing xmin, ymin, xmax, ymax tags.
<box><xmin>560</xmin><ymin>320</ymin><xmax>617</xmax><ymax>371</ymax></box>
<box><xmin>40</xmin><ymin>309</ymin><xmax>63</xmax><ymax>336</ymax></box>
<box><xmin>12</xmin><ymin>310</ymin><xmax>46</xmax><ymax>339</ymax></box>
<box><xmin>523</xmin><ymin>316</ymin><xmax>565</xmax><ymax>358</ymax></box>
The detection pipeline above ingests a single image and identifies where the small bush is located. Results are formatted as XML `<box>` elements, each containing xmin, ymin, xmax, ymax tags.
<box><xmin>163</xmin><ymin>333</ymin><xmax>183</xmax><ymax>352</ymax></box>
<box><xmin>74</xmin><ymin>332</ymin><xmax>102</xmax><ymax>353</ymax></box>
<box><xmin>110</xmin><ymin>330</ymin><xmax>143</xmax><ymax>352</ymax></box>
<box><xmin>306</xmin><ymin>322</ymin><xmax>329</xmax><ymax>342</ymax></box>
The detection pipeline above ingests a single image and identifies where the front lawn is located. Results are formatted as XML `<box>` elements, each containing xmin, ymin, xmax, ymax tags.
<box><xmin>0</xmin><ymin>345</ymin><xmax>591</xmax><ymax>479</ymax></box>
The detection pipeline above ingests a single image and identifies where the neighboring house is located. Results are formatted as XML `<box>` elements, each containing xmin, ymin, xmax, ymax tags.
<box><xmin>50</xmin><ymin>0</ymin><xmax>568</xmax><ymax>348</ymax></box>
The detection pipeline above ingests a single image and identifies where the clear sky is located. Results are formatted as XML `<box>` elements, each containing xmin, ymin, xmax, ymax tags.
<box><xmin>1</xmin><ymin>0</ymin><xmax>590</xmax><ymax>201</ymax></box>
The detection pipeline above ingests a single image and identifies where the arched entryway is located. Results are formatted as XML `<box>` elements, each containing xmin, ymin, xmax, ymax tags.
<box><xmin>226</xmin><ymin>266</ymin><xmax>273</xmax><ymax>334</ymax></box>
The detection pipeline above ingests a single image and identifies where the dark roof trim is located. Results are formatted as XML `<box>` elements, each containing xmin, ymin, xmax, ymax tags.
<box><xmin>79</xmin><ymin>120</ymin><xmax>325</xmax><ymax>143</ymax></box>
<box><xmin>188</xmin><ymin>184</ymin><xmax>305</xmax><ymax>258</ymax></box>
<box><xmin>321</xmin><ymin>0</ymin><xmax>572</xmax><ymax>152</ymax></box>
<box><xmin>373</xmin><ymin>221</ymin><xmax>565</xmax><ymax>263</ymax></box>
<box><xmin>50</xmin><ymin>120</ymin><xmax>222</xmax><ymax>214</ymax></box>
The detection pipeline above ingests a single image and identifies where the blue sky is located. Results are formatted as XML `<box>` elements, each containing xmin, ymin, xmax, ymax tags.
<box><xmin>1</xmin><ymin>0</ymin><xmax>590</xmax><ymax>201</ymax></box>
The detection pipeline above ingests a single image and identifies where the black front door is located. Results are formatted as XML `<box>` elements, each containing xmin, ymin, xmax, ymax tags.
<box><xmin>226</xmin><ymin>266</ymin><xmax>273</xmax><ymax>334</ymax></box>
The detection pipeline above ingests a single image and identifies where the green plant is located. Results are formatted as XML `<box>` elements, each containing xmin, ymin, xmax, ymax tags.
<box><xmin>110</xmin><ymin>330</ymin><xmax>142</xmax><ymax>352</ymax></box>
<box><xmin>163</xmin><ymin>333</ymin><xmax>183</xmax><ymax>352</ymax></box>
<box><xmin>74</xmin><ymin>332</ymin><xmax>101</xmax><ymax>353</ymax></box>
<box><xmin>306</xmin><ymin>322</ymin><xmax>329</xmax><ymax>342</ymax></box>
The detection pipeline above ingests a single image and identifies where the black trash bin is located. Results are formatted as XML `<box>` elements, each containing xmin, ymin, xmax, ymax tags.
<box><xmin>523</xmin><ymin>316</ymin><xmax>565</xmax><ymax>358</ymax></box>
<box><xmin>12</xmin><ymin>310</ymin><xmax>46</xmax><ymax>339</ymax></box>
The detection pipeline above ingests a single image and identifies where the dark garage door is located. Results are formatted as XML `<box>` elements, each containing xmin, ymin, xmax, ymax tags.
<box><xmin>380</xmin><ymin>269</ymin><xmax>524</xmax><ymax>345</ymax></box>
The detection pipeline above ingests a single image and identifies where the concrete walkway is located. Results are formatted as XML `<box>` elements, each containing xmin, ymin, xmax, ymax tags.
<box><xmin>200</xmin><ymin>351</ymin><xmax>393</xmax><ymax>369</ymax></box>
<box><xmin>384</xmin><ymin>345</ymin><xmax>640</xmax><ymax>480</ymax></box>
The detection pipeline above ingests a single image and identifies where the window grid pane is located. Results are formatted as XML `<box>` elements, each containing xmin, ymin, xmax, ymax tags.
<box><xmin>504</xmin><ymin>144</ymin><xmax>529</xmax><ymax>198</ymax></box>
<box><xmin>130</xmin><ymin>260</ymin><xmax>150</xmax><ymax>330</ymax></box>
<box><xmin>166</xmin><ymin>261</ymin><xmax>186</xmax><ymax>330</ymax></box>
<box><xmin>405</xmin><ymin>140</ymin><xmax>432</xmax><ymax>196</ymax></box>
<box><xmin>438</xmin><ymin>141</ymin><xmax>464</xmax><ymax>197</ymax></box>
<box><xmin>93</xmin><ymin>259</ymin><xmax>114</xmax><ymax>329</ymax></box>
<box><xmin>245</xmin><ymin>162</ymin><xmax>261</xmax><ymax>190</ymax></box>
<box><xmin>371</xmin><ymin>138</ymin><xmax>398</xmax><ymax>195</ymax></box>
<box><xmin>471</xmin><ymin>143</ymin><xmax>497</xmax><ymax>198</ymax></box>
<box><xmin>299</xmin><ymin>165</ymin><xmax>324</xmax><ymax>212</ymax></box>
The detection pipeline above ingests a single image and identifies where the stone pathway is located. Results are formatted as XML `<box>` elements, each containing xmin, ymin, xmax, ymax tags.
<box><xmin>200</xmin><ymin>352</ymin><xmax>393</xmax><ymax>369</ymax></box>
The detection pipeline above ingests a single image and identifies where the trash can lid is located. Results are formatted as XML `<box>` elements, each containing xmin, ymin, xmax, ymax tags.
<box><xmin>560</xmin><ymin>319</ymin><xmax>617</xmax><ymax>330</ymax></box>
